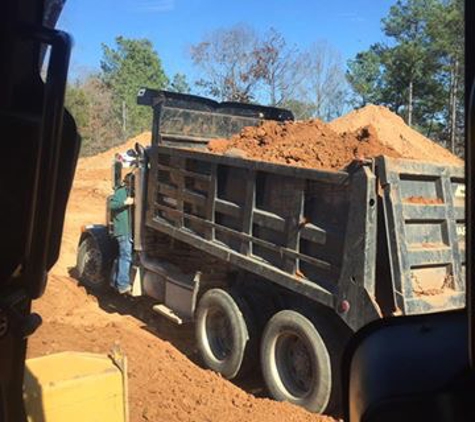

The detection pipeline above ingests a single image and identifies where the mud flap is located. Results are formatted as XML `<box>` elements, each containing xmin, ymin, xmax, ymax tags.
<box><xmin>130</xmin><ymin>265</ymin><xmax>143</xmax><ymax>297</ymax></box>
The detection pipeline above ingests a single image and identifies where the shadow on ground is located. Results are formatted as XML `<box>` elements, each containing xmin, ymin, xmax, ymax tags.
<box><xmin>68</xmin><ymin>266</ymin><xmax>267</xmax><ymax>397</ymax></box>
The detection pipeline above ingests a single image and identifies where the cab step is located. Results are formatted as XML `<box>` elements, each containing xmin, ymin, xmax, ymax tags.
<box><xmin>152</xmin><ymin>303</ymin><xmax>190</xmax><ymax>325</ymax></box>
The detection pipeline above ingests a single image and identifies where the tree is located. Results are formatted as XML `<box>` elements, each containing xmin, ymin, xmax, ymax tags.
<box><xmin>169</xmin><ymin>73</ymin><xmax>191</xmax><ymax>94</ymax></box>
<box><xmin>280</xmin><ymin>99</ymin><xmax>316</xmax><ymax>120</ymax></box>
<box><xmin>426</xmin><ymin>0</ymin><xmax>464</xmax><ymax>152</ymax></box>
<box><xmin>190</xmin><ymin>24</ymin><xmax>262</xmax><ymax>102</ymax></box>
<box><xmin>65</xmin><ymin>82</ymin><xmax>89</xmax><ymax>130</ymax></box>
<box><xmin>65</xmin><ymin>75</ymin><xmax>122</xmax><ymax>156</ymax></box>
<box><xmin>381</xmin><ymin>0</ymin><xmax>437</xmax><ymax>126</ymax></box>
<box><xmin>347</xmin><ymin>0</ymin><xmax>464</xmax><ymax>156</ymax></box>
<box><xmin>304</xmin><ymin>41</ymin><xmax>348</xmax><ymax>121</ymax></box>
<box><xmin>101</xmin><ymin>36</ymin><xmax>169</xmax><ymax>138</ymax></box>
<box><xmin>253</xmin><ymin>28</ymin><xmax>308</xmax><ymax>106</ymax></box>
<box><xmin>347</xmin><ymin>49</ymin><xmax>383</xmax><ymax>106</ymax></box>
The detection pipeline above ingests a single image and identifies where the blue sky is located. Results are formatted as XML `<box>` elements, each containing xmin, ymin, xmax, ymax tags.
<box><xmin>58</xmin><ymin>0</ymin><xmax>394</xmax><ymax>83</ymax></box>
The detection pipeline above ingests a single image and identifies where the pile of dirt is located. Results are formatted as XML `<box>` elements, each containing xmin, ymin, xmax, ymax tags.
<box><xmin>28</xmin><ymin>132</ymin><xmax>336</xmax><ymax>422</ymax></box>
<box><xmin>329</xmin><ymin>104</ymin><xmax>462</xmax><ymax>166</ymax></box>
<box><xmin>79</xmin><ymin>131</ymin><xmax>152</xmax><ymax>170</ymax></box>
<box><xmin>208</xmin><ymin>119</ymin><xmax>401</xmax><ymax>171</ymax></box>
<box><xmin>208</xmin><ymin>104</ymin><xmax>462</xmax><ymax>170</ymax></box>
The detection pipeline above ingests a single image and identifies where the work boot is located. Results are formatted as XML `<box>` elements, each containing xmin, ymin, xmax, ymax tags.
<box><xmin>117</xmin><ymin>285</ymin><xmax>131</xmax><ymax>295</ymax></box>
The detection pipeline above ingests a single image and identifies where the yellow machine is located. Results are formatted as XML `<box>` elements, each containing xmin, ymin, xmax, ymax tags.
<box><xmin>23</xmin><ymin>351</ymin><xmax>128</xmax><ymax>422</ymax></box>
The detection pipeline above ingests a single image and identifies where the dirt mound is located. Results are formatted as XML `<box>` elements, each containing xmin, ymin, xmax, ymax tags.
<box><xmin>29</xmin><ymin>319</ymin><xmax>335</xmax><ymax>422</ymax></box>
<box><xmin>29</xmin><ymin>131</ymin><xmax>336</xmax><ymax>422</ymax></box>
<box><xmin>79</xmin><ymin>131</ymin><xmax>152</xmax><ymax>170</ymax></box>
<box><xmin>208</xmin><ymin>119</ymin><xmax>400</xmax><ymax>171</ymax></box>
<box><xmin>329</xmin><ymin>104</ymin><xmax>462</xmax><ymax>166</ymax></box>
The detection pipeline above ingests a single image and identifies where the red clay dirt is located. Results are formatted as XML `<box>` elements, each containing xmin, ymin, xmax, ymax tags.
<box><xmin>208</xmin><ymin>119</ymin><xmax>401</xmax><ymax>170</ymax></box>
<box><xmin>27</xmin><ymin>132</ymin><xmax>336</xmax><ymax>422</ymax></box>
<box><xmin>405</xmin><ymin>196</ymin><xmax>444</xmax><ymax>205</ymax></box>
<box><xmin>208</xmin><ymin>104</ymin><xmax>462</xmax><ymax>171</ymax></box>
<box><xmin>329</xmin><ymin>104</ymin><xmax>462</xmax><ymax>166</ymax></box>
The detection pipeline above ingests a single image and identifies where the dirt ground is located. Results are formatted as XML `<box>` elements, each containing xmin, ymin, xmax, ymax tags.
<box><xmin>27</xmin><ymin>132</ymin><xmax>336</xmax><ymax>422</ymax></box>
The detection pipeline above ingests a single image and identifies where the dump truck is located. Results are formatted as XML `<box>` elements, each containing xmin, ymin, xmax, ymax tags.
<box><xmin>76</xmin><ymin>89</ymin><xmax>466</xmax><ymax>414</ymax></box>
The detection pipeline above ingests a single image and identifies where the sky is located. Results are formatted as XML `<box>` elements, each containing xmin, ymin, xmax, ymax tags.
<box><xmin>58</xmin><ymin>0</ymin><xmax>394</xmax><ymax>83</ymax></box>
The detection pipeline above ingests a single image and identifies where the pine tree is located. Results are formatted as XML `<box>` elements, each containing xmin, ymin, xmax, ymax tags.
<box><xmin>101</xmin><ymin>36</ymin><xmax>169</xmax><ymax>138</ymax></box>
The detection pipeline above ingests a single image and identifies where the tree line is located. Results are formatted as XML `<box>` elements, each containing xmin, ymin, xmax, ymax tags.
<box><xmin>66</xmin><ymin>37</ymin><xmax>190</xmax><ymax>156</ymax></box>
<box><xmin>347</xmin><ymin>0</ymin><xmax>463</xmax><ymax>155</ymax></box>
<box><xmin>67</xmin><ymin>0</ymin><xmax>463</xmax><ymax>157</ymax></box>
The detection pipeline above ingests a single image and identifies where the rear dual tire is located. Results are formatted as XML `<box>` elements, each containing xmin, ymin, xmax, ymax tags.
<box><xmin>196</xmin><ymin>292</ymin><xmax>340</xmax><ymax>414</ymax></box>
<box><xmin>260</xmin><ymin>310</ymin><xmax>334</xmax><ymax>414</ymax></box>
<box><xmin>195</xmin><ymin>289</ymin><xmax>257</xmax><ymax>380</ymax></box>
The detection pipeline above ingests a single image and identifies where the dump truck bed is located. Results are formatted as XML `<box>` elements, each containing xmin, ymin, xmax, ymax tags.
<box><xmin>139</xmin><ymin>89</ymin><xmax>465</xmax><ymax>330</ymax></box>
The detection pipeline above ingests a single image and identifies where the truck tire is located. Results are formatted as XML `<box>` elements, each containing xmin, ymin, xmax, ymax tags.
<box><xmin>76</xmin><ymin>236</ymin><xmax>107</xmax><ymax>290</ymax></box>
<box><xmin>260</xmin><ymin>310</ymin><xmax>331</xmax><ymax>413</ymax></box>
<box><xmin>195</xmin><ymin>288</ymin><xmax>257</xmax><ymax>380</ymax></box>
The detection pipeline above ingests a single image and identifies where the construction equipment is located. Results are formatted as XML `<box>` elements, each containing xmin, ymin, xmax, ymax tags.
<box><xmin>77</xmin><ymin>89</ymin><xmax>466</xmax><ymax>414</ymax></box>
<box><xmin>0</xmin><ymin>1</ymin><xmax>132</xmax><ymax>420</ymax></box>
<box><xmin>24</xmin><ymin>351</ymin><xmax>128</xmax><ymax>422</ymax></box>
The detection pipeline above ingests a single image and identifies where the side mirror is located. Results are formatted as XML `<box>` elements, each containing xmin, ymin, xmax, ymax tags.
<box><xmin>112</xmin><ymin>158</ymin><xmax>123</xmax><ymax>190</ymax></box>
<box><xmin>343</xmin><ymin>310</ymin><xmax>472</xmax><ymax>422</ymax></box>
<box><xmin>135</xmin><ymin>142</ymin><xmax>145</xmax><ymax>156</ymax></box>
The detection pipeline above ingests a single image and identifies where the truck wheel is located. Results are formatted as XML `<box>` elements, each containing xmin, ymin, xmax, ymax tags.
<box><xmin>195</xmin><ymin>289</ymin><xmax>257</xmax><ymax>380</ymax></box>
<box><xmin>76</xmin><ymin>236</ymin><xmax>107</xmax><ymax>290</ymax></box>
<box><xmin>261</xmin><ymin>310</ymin><xmax>331</xmax><ymax>413</ymax></box>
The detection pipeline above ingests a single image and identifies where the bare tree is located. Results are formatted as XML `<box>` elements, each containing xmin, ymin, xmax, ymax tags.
<box><xmin>66</xmin><ymin>75</ymin><xmax>122</xmax><ymax>156</ymax></box>
<box><xmin>253</xmin><ymin>28</ymin><xmax>308</xmax><ymax>106</ymax></box>
<box><xmin>190</xmin><ymin>24</ymin><xmax>261</xmax><ymax>102</ymax></box>
<box><xmin>304</xmin><ymin>41</ymin><xmax>348</xmax><ymax>121</ymax></box>
<box><xmin>82</xmin><ymin>76</ymin><xmax>122</xmax><ymax>151</ymax></box>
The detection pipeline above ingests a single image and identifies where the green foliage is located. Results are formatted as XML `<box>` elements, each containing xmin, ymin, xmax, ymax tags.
<box><xmin>101</xmin><ymin>36</ymin><xmax>169</xmax><ymax>138</ymax></box>
<box><xmin>347</xmin><ymin>49</ymin><xmax>382</xmax><ymax>106</ymax></box>
<box><xmin>65</xmin><ymin>83</ymin><xmax>89</xmax><ymax>129</ymax></box>
<box><xmin>347</xmin><ymin>0</ymin><xmax>464</xmax><ymax>154</ymax></box>
<box><xmin>169</xmin><ymin>73</ymin><xmax>191</xmax><ymax>93</ymax></box>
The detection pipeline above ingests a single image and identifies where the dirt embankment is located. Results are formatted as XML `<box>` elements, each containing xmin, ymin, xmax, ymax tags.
<box><xmin>208</xmin><ymin>104</ymin><xmax>461</xmax><ymax>170</ymax></box>
<box><xmin>28</xmin><ymin>132</ymin><xmax>335</xmax><ymax>422</ymax></box>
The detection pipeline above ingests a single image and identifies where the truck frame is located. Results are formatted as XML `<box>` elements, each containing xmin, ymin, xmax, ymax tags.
<box><xmin>76</xmin><ymin>89</ymin><xmax>465</xmax><ymax>414</ymax></box>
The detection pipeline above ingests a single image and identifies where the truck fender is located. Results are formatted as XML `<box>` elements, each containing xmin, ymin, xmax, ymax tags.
<box><xmin>79</xmin><ymin>224</ymin><xmax>117</xmax><ymax>267</ymax></box>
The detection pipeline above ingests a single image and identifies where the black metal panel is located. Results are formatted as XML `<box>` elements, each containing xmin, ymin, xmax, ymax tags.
<box><xmin>137</xmin><ymin>89</ymin><xmax>293</xmax><ymax>148</ymax></box>
<box><xmin>336</xmin><ymin>166</ymin><xmax>380</xmax><ymax>331</ymax></box>
<box><xmin>378</xmin><ymin>156</ymin><xmax>465</xmax><ymax>315</ymax></box>
<box><xmin>146</xmin><ymin>146</ymin><xmax>359</xmax><ymax>307</ymax></box>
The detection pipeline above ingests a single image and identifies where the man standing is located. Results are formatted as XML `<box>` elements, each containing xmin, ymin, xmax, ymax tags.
<box><xmin>110</xmin><ymin>173</ymin><xmax>134</xmax><ymax>294</ymax></box>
